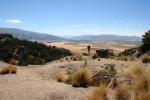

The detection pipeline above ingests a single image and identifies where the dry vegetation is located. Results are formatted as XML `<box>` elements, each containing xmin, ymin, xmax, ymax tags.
<box><xmin>55</xmin><ymin>67</ymin><xmax>92</xmax><ymax>87</ymax></box>
<box><xmin>115</xmin><ymin>56</ymin><xmax>137</xmax><ymax>61</ymax></box>
<box><xmin>70</xmin><ymin>54</ymin><xmax>84</xmax><ymax>61</ymax></box>
<box><xmin>88</xmin><ymin>84</ymin><xmax>108</xmax><ymax>100</ymax></box>
<box><xmin>88</xmin><ymin>64</ymin><xmax>150</xmax><ymax>100</ymax></box>
<box><xmin>55</xmin><ymin>71</ymin><xmax>66</xmax><ymax>82</ymax></box>
<box><xmin>71</xmin><ymin>68</ymin><xmax>92</xmax><ymax>87</ymax></box>
<box><xmin>9</xmin><ymin>59</ymin><xmax>18</xmax><ymax>65</ymax></box>
<box><xmin>92</xmin><ymin>53</ymin><xmax>98</xmax><ymax>59</ymax></box>
<box><xmin>128</xmin><ymin>65</ymin><xmax>150</xmax><ymax>100</ymax></box>
<box><xmin>0</xmin><ymin>66</ymin><xmax>17</xmax><ymax>75</ymax></box>
<box><xmin>115</xmin><ymin>84</ymin><xmax>130</xmax><ymax>100</ymax></box>
<box><xmin>142</xmin><ymin>54</ymin><xmax>150</xmax><ymax>64</ymax></box>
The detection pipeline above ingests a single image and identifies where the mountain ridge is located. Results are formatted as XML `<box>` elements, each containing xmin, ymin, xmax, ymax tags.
<box><xmin>0</xmin><ymin>27</ymin><xmax>66</xmax><ymax>41</ymax></box>
<box><xmin>0</xmin><ymin>27</ymin><xmax>141</xmax><ymax>42</ymax></box>
<box><xmin>69</xmin><ymin>34</ymin><xmax>141</xmax><ymax>42</ymax></box>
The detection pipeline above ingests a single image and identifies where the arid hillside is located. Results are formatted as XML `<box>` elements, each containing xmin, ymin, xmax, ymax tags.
<box><xmin>0</xmin><ymin>55</ymin><xmax>149</xmax><ymax>100</ymax></box>
<box><xmin>46</xmin><ymin>41</ymin><xmax>136</xmax><ymax>53</ymax></box>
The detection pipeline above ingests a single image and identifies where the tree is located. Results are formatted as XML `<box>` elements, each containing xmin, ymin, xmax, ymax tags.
<box><xmin>142</xmin><ymin>30</ymin><xmax>150</xmax><ymax>53</ymax></box>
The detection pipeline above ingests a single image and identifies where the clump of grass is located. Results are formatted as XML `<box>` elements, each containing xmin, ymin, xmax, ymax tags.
<box><xmin>70</xmin><ymin>54</ymin><xmax>83</xmax><ymax>61</ymax></box>
<box><xmin>71</xmin><ymin>68</ymin><xmax>92</xmax><ymax>87</ymax></box>
<box><xmin>73</xmin><ymin>57</ymin><xmax>77</xmax><ymax>61</ymax></box>
<box><xmin>76</xmin><ymin>54</ymin><xmax>83</xmax><ymax>61</ymax></box>
<box><xmin>142</xmin><ymin>55</ymin><xmax>150</xmax><ymax>64</ymax></box>
<box><xmin>115</xmin><ymin>84</ymin><xmax>130</xmax><ymax>100</ymax></box>
<box><xmin>127</xmin><ymin>65</ymin><xmax>150</xmax><ymax>99</ymax></box>
<box><xmin>55</xmin><ymin>71</ymin><xmax>66</xmax><ymax>82</ymax></box>
<box><xmin>88</xmin><ymin>84</ymin><xmax>107</xmax><ymax>100</ymax></box>
<box><xmin>98</xmin><ymin>58</ymin><xmax>101</xmax><ymax>61</ymax></box>
<box><xmin>91</xmin><ymin>53</ymin><xmax>98</xmax><ymax>59</ymax></box>
<box><xmin>137</xmin><ymin>91</ymin><xmax>150</xmax><ymax>100</ymax></box>
<box><xmin>65</xmin><ymin>57</ymin><xmax>69</xmax><ymax>61</ymax></box>
<box><xmin>9</xmin><ymin>59</ymin><xmax>18</xmax><ymax>65</ymax></box>
<box><xmin>0</xmin><ymin>66</ymin><xmax>17</xmax><ymax>75</ymax></box>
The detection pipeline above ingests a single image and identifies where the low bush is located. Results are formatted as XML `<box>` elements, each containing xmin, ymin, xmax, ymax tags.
<box><xmin>142</xmin><ymin>55</ymin><xmax>150</xmax><ymax>64</ymax></box>
<box><xmin>70</xmin><ymin>55</ymin><xmax>84</xmax><ymax>61</ymax></box>
<box><xmin>88</xmin><ymin>84</ymin><xmax>107</xmax><ymax>100</ymax></box>
<box><xmin>115</xmin><ymin>84</ymin><xmax>130</xmax><ymax>100</ymax></box>
<box><xmin>55</xmin><ymin>71</ymin><xmax>66</xmax><ymax>82</ymax></box>
<box><xmin>9</xmin><ymin>59</ymin><xmax>18</xmax><ymax>65</ymax></box>
<box><xmin>91</xmin><ymin>53</ymin><xmax>98</xmax><ymax>59</ymax></box>
<box><xmin>71</xmin><ymin>68</ymin><xmax>92</xmax><ymax>87</ymax></box>
<box><xmin>0</xmin><ymin>66</ymin><xmax>17</xmax><ymax>75</ymax></box>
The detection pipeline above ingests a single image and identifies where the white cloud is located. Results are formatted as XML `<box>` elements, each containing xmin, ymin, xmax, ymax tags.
<box><xmin>6</xmin><ymin>19</ymin><xmax>23</xmax><ymax>24</ymax></box>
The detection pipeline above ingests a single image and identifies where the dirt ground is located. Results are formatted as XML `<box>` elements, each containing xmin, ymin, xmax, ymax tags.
<box><xmin>46</xmin><ymin>41</ymin><xmax>136</xmax><ymax>53</ymax></box>
<box><xmin>0</xmin><ymin>58</ymin><xmax>144</xmax><ymax>100</ymax></box>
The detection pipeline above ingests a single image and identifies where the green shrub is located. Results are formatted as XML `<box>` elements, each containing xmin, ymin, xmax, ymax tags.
<box><xmin>0</xmin><ymin>34</ymin><xmax>72</xmax><ymax>65</ymax></box>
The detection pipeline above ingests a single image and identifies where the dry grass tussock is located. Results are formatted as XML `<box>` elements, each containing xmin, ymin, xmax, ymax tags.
<box><xmin>55</xmin><ymin>71</ymin><xmax>66</xmax><ymax>82</ymax></box>
<box><xmin>71</xmin><ymin>68</ymin><xmax>92</xmax><ymax>87</ymax></box>
<box><xmin>115</xmin><ymin>84</ymin><xmax>130</xmax><ymax>100</ymax></box>
<box><xmin>0</xmin><ymin>66</ymin><xmax>17</xmax><ymax>75</ymax></box>
<box><xmin>88</xmin><ymin>84</ymin><xmax>107</xmax><ymax>100</ymax></box>
<box><xmin>91</xmin><ymin>53</ymin><xmax>98</xmax><ymax>59</ymax></box>
<box><xmin>128</xmin><ymin>64</ymin><xmax>150</xmax><ymax>100</ymax></box>
<box><xmin>141</xmin><ymin>54</ymin><xmax>150</xmax><ymax>64</ymax></box>
<box><xmin>55</xmin><ymin>67</ymin><xmax>92</xmax><ymax>87</ymax></box>
<box><xmin>9</xmin><ymin>59</ymin><xmax>18</xmax><ymax>65</ymax></box>
<box><xmin>70</xmin><ymin>54</ymin><xmax>84</xmax><ymax>61</ymax></box>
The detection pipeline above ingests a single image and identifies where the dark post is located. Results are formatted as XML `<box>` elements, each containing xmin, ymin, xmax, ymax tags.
<box><xmin>87</xmin><ymin>45</ymin><xmax>91</xmax><ymax>55</ymax></box>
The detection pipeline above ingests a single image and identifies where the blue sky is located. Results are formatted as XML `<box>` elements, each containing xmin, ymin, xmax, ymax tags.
<box><xmin>0</xmin><ymin>0</ymin><xmax>149</xmax><ymax>37</ymax></box>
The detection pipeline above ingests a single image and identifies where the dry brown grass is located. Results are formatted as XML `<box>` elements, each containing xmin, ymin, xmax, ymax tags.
<box><xmin>0</xmin><ymin>66</ymin><xmax>17</xmax><ymax>75</ymax></box>
<box><xmin>116</xmin><ymin>56</ymin><xmax>129</xmax><ymax>61</ymax></box>
<box><xmin>98</xmin><ymin>58</ymin><xmax>101</xmax><ymax>61</ymax></box>
<box><xmin>127</xmin><ymin>65</ymin><xmax>150</xmax><ymax>100</ymax></box>
<box><xmin>88</xmin><ymin>84</ymin><xmax>107</xmax><ymax>100</ymax></box>
<box><xmin>137</xmin><ymin>91</ymin><xmax>150</xmax><ymax>100</ymax></box>
<box><xmin>91</xmin><ymin>53</ymin><xmax>98</xmax><ymax>59</ymax></box>
<box><xmin>116</xmin><ymin>56</ymin><xmax>137</xmax><ymax>61</ymax></box>
<box><xmin>115</xmin><ymin>84</ymin><xmax>130</xmax><ymax>100</ymax></box>
<box><xmin>70</xmin><ymin>54</ymin><xmax>84</xmax><ymax>61</ymax></box>
<box><xmin>88</xmin><ymin>64</ymin><xmax>150</xmax><ymax>100</ymax></box>
<box><xmin>9</xmin><ymin>59</ymin><xmax>18</xmax><ymax>65</ymax></box>
<box><xmin>71</xmin><ymin>68</ymin><xmax>92</xmax><ymax>87</ymax></box>
<box><xmin>142</xmin><ymin>55</ymin><xmax>150</xmax><ymax>64</ymax></box>
<box><xmin>129</xmin><ymin>56</ymin><xmax>137</xmax><ymax>61</ymax></box>
<box><xmin>129</xmin><ymin>65</ymin><xmax>149</xmax><ymax>91</ymax></box>
<box><xmin>55</xmin><ymin>71</ymin><xmax>66</xmax><ymax>82</ymax></box>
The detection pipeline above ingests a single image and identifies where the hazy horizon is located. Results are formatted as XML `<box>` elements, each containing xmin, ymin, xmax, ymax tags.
<box><xmin>0</xmin><ymin>0</ymin><xmax>149</xmax><ymax>37</ymax></box>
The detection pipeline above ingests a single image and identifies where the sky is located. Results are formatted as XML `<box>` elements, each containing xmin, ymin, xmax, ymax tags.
<box><xmin>0</xmin><ymin>0</ymin><xmax>149</xmax><ymax>37</ymax></box>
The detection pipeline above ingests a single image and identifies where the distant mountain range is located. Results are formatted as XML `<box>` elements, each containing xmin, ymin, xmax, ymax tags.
<box><xmin>0</xmin><ymin>27</ymin><xmax>141</xmax><ymax>42</ymax></box>
<box><xmin>69</xmin><ymin>35</ymin><xmax>141</xmax><ymax>42</ymax></box>
<box><xmin>0</xmin><ymin>27</ymin><xmax>65</xmax><ymax>41</ymax></box>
